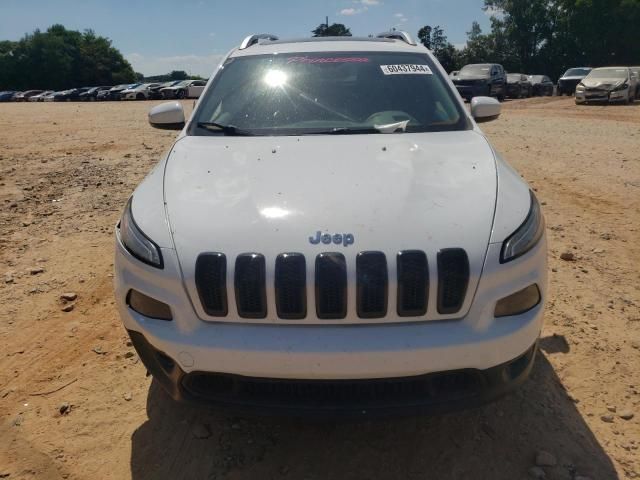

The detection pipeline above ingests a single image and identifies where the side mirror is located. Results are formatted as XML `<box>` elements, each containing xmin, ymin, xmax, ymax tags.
<box><xmin>471</xmin><ymin>96</ymin><xmax>501</xmax><ymax>123</ymax></box>
<box><xmin>148</xmin><ymin>102</ymin><xmax>185</xmax><ymax>130</ymax></box>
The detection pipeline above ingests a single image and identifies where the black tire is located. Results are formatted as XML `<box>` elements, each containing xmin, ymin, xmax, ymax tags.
<box><xmin>177</xmin><ymin>90</ymin><xmax>186</xmax><ymax>99</ymax></box>
<box><xmin>136</xmin><ymin>93</ymin><xmax>145</xmax><ymax>100</ymax></box>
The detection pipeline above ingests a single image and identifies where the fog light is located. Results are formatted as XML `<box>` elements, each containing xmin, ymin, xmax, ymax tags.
<box><xmin>127</xmin><ymin>290</ymin><xmax>172</xmax><ymax>320</ymax></box>
<box><xmin>494</xmin><ymin>284</ymin><xmax>541</xmax><ymax>318</ymax></box>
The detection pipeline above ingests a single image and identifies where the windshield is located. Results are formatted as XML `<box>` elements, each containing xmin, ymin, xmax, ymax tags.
<box><xmin>587</xmin><ymin>68</ymin><xmax>627</xmax><ymax>80</ymax></box>
<box><xmin>192</xmin><ymin>52</ymin><xmax>467</xmax><ymax>136</ymax></box>
<box><xmin>507</xmin><ymin>74</ymin><xmax>522</xmax><ymax>81</ymax></box>
<box><xmin>459</xmin><ymin>64</ymin><xmax>491</xmax><ymax>77</ymax></box>
<box><xmin>564</xmin><ymin>68</ymin><xmax>590</xmax><ymax>77</ymax></box>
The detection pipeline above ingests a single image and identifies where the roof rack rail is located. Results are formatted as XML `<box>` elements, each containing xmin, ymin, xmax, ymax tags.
<box><xmin>239</xmin><ymin>34</ymin><xmax>279</xmax><ymax>50</ymax></box>
<box><xmin>376</xmin><ymin>30</ymin><xmax>417</xmax><ymax>46</ymax></box>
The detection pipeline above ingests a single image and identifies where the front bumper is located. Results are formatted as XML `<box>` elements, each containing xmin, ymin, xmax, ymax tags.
<box><xmin>115</xmin><ymin>226</ymin><xmax>546</xmax><ymax>378</ymax></box>
<box><xmin>128</xmin><ymin>328</ymin><xmax>538</xmax><ymax>416</ymax></box>
<box><xmin>576</xmin><ymin>89</ymin><xmax>626</xmax><ymax>103</ymax></box>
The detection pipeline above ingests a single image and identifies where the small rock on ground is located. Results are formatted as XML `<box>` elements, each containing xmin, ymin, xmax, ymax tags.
<box><xmin>60</xmin><ymin>292</ymin><xmax>77</xmax><ymax>301</ymax></box>
<box><xmin>601</xmin><ymin>414</ymin><xmax>615</xmax><ymax>423</ymax></box>
<box><xmin>59</xmin><ymin>402</ymin><xmax>70</xmax><ymax>415</ymax></box>
<box><xmin>123</xmin><ymin>392</ymin><xmax>132</xmax><ymax>401</ymax></box>
<box><xmin>619</xmin><ymin>410</ymin><xmax>634</xmax><ymax>420</ymax></box>
<box><xmin>560</xmin><ymin>252</ymin><xmax>576</xmax><ymax>261</ymax></box>
<box><xmin>61</xmin><ymin>304</ymin><xmax>74</xmax><ymax>312</ymax></box>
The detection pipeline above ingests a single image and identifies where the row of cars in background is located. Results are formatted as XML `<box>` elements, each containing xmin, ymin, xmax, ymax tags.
<box><xmin>449</xmin><ymin>64</ymin><xmax>554</xmax><ymax>101</ymax></box>
<box><xmin>559</xmin><ymin>66</ymin><xmax>639</xmax><ymax>104</ymax></box>
<box><xmin>449</xmin><ymin>63</ymin><xmax>640</xmax><ymax>105</ymax></box>
<box><xmin>0</xmin><ymin>80</ymin><xmax>207</xmax><ymax>102</ymax></box>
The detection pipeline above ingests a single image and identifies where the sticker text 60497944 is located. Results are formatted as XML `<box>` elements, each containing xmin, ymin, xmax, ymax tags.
<box><xmin>380</xmin><ymin>64</ymin><xmax>433</xmax><ymax>75</ymax></box>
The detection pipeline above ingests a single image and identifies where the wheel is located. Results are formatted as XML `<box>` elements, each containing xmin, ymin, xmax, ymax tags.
<box><xmin>136</xmin><ymin>93</ymin><xmax>145</xmax><ymax>100</ymax></box>
<box><xmin>177</xmin><ymin>90</ymin><xmax>186</xmax><ymax>99</ymax></box>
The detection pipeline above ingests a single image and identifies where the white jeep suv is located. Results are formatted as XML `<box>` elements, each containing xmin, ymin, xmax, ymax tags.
<box><xmin>114</xmin><ymin>32</ymin><xmax>547</xmax><ymax>416</ymax></box>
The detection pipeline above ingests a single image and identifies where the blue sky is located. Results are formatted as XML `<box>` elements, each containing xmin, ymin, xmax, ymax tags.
<box><xmin>0</xmin><ymin>0</ymin><xmax>491</xmax><ymax>77</ymax></box>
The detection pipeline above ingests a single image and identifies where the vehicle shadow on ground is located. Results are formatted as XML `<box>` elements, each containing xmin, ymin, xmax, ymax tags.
<box><xmin>130</xmin><ymin>340</ymin><xmax>617</xmax><ymax>480</ymax></box>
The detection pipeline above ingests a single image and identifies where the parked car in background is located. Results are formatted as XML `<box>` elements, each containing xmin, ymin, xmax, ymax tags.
<box><xmin>14</xmin><ymin>90</ymin><xmax>44</xmax><ymax>102</ymax></box>
<box><xmin>43</xmin><ymin>91</ymin><xmax>60</xmax><ymax>102</ymax></box>
<box><xmin>528</xmin><ymin>75</ymin><xmax>554</xmax><ymax>96</ymax></box>
<box><xmin>148</xmin><ymin>81</ymin><xmax>179</xmax><ymax>100</ymax></box>
<box><xmin>451</xmin><ymin>63</ymin><xmax>507</xmax><ymax>101</ymax></box>
<box><xmin>121</xmin><ymin>83</ymin><xmax>160</xmax><ymax>100</ymax></box>
<box><xmin>79</xmin><ymin>86</ymin><xmax>112</xmax><ymax>101</ymax></box>
<box><xmin>53</xmin><ymin>87</ymin><xmax>90</xmax><ymax>102</ymax></box>
<box><xmin>557</xmin><ymin>67</ymin><xmax>592</xmax><ymax>95</ymax></box>
<box><xmin>99</xmin><ymin>84</ymin><xmax>136</xmax><ymax>101</ymax></box>
<box><xmin>575</xmin><ymin>67</ymin><xmax>637</xmax><ymax>105</ymax></box>
<box><xmin>631</xmin><ymin>67</ymin><xmax>640</xmax><ymax>96</ymax></box>
<box><xmin>160</xmin><ymin>79</ymin><xmax>206</xmax><ymax>99</ymax></box>
<box><xmin>506</xmin><ymin>73</ymin><xmax>532</xmax><ymax>98</ymax></box>
<box><xmin>29</xmin><ymin>90</ymin><xmax>54</xmax><ymax>102</ymax></box>
<box><xmin>0</xmin><ymin>91</ymin><xmax>18</xmax><ymax>102</ymax></box>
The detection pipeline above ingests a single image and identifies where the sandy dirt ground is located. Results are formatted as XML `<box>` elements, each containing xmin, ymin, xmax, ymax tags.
<box><xmin>0</xmin><ymin>97</ymin><xmax>638</xmax><ymax>480</ymax></box>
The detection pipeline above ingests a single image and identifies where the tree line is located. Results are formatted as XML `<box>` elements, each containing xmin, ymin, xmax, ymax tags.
<box><xmin>0</xmin><ymin>25</ymin><xmax>137</xmax><ymax>90</ymax></box>
<box><xmin>313</xmin><ymin>0</ymin><xmax>640</xmax><ymax>80</ymax></box>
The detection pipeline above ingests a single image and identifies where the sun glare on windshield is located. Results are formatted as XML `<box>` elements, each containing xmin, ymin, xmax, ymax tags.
<box><xmin>264</xmin><ymin>69</ymin><xmax>288</xmax><ymax>88</ymax></box>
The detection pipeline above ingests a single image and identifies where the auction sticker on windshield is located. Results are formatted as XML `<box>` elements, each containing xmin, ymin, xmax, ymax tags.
<box><xmin>380</xmin><ymin>64</ymin><xmax>432</xmax><ymax>75</ymax></box>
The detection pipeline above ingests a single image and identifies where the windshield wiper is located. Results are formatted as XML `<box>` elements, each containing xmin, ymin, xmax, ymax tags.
<box><xmin>316</xmin><ymin>127</ymin><xmax>380</xmax><ymax>135</ymax></box>
<box><xmin>196</xmin><ymin>122</ymin><xmax>257</xmax><ymax>136</ymax></box>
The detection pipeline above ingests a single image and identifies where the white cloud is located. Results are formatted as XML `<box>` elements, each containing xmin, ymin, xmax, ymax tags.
<box><xmin>339</xmin><ymin>0</ymin><xmax>381</xmax><ymax>15</ymax></box>
<box><xmin>484</xmin><ymin>5</ymin><xmax>501</xmax><ymax>17</ymax></box>
<box><xmin>393</xmin><ymin>12</ymin><xmax>408</xmax><ymax>24</ymax></box>
<box><xmin>126</xmin><ymin>52</ymin><xmax>224</xmax><ymax>78</ymax></box>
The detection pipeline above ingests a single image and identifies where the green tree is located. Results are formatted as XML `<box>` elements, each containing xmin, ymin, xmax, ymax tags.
<box><xmin>0</xmin><ymin>24</ymin><xmax>136</xmax><ymax>90</ymax></box>
<box><xmin>312</xmin><ymin>23</ymin><xmax>352</xmax><ymax>37</ymax></box>
<box><xmin>418</xmin><ymin>25</ymin><xmax>461</xmax><ymax>72</ymax></box>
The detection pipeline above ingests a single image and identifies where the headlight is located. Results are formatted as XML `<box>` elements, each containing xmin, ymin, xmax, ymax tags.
<box><xmin>576</xmin><ymin>83</ymin><xmax>585</xmax><ymax>92</ymax></box>
<box><xmin>500</xmin><ymin>191</ymin><xmax>545</xmax><ymax>263</ymax></box>
<box><xmin>119</xmin><ymin>197</ymin><xmax>163</xmax><ymax>268</ymax></box>
<box><xmin>612</xmin><ymin>81</ymin><xmax>628</xmax><ymax>91</ymax></box>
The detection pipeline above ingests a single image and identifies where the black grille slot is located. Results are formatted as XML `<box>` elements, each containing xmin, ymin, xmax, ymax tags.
<box><xmin>397</xmin><ymin>250</ymin><xmax>428</xmax><ymax>317</ymax></box>
<box><xmin>275</xmin><ymin>253</ymin><xmax>307</xmax><ymax>319</ymax></box>
<box><xmin>356</xmin><ymin>252</ymin><xmax>388</xmax><ymax>318</ymax></box>
<box><xmin>234</xmin><ymin>253</ymin><xmax>267</xmax><ymax>318</ymax></box>
<box><xmin>437</xmin><ymin>248</ymin><xmax>469</xmax><ymax>314</ymax></box>
<box><xmin>315</xmin><ymin>253</ymin><xmax>347</xmax><ymax>319</ymax></box>
<box><xmin>195</xmin><ymin>253</ymin><xmax>228</xmax><ymax>316</ymax></box>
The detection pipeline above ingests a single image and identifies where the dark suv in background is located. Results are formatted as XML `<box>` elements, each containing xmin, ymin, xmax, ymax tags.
<box><xmin>557</xmin><ymin>67</ymin><xmax>592</xmax><ymax>95</ymax></box>
<box><xmin>452</xmin><ymin>63</ymin><xmax>507</xmax><ymax>101</ymax></box>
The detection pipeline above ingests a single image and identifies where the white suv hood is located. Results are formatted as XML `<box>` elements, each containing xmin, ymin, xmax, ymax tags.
<box><xmin>164</xmin><ymin>131</ymin><xmax>498</xmax><ymax>322</ymax></box>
